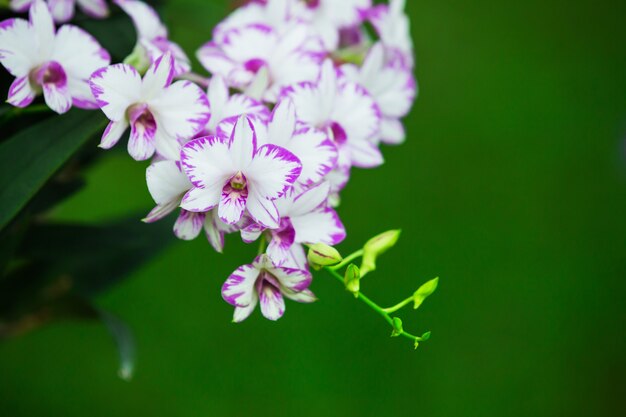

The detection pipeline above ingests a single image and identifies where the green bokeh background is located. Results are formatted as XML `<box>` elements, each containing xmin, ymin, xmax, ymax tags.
<box><xmin>2</xmin><ymin>0</ymin><xmax>626</xmax><ymax>416</ymax></box>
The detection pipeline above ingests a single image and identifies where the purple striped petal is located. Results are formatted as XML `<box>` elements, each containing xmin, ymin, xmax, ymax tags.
<box><xmin>173</xmin><ymin>210</ymin><xmax>206</xmax><ymax>240</ymax></box>
<box><xmin>7</xmin><ymin>76</ymin><xmax>35</xmax><ymax>108</ymax></box>
<box><xmin>222</xmin><ymin>263</ymin><xmax>260</xmax><ymax>307</ymax></box>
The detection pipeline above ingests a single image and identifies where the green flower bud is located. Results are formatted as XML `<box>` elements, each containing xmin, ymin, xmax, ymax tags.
<box><xmin>421</xmin><ymin>331</ymin><xmax>431</xmax><ymax>341</ymax></box>
<box><xmin>124</xmin><ymin>44</ymin><xmax>151</xmax><ymax>75</ymax></box>
<box><xmin>344</xmin><ymin>264</ymin><xmax>361</xmax><ymax>297</ymax></box>
<box><xmin>413</xmin><ymin>277</ymin><xmax>439</xmax><ymax>309</ymax></box>
<box><xmin>360</xmin><ymin>230</ymin><xmax>402</xmax><ymax>276</ymax></box>
<box><xmin>391</xmin><ymin>317</ymin><xmax>403</xmax><ymax>337</ymax></box>
<box><xmin>307</xmin><ymin>243</ymin><xmax>342</xmax><ymax>269</ymax></box>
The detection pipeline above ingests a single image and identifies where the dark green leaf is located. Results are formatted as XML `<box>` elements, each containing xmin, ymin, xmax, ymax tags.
<box><xmin>0</xmin><ymin>110</ymin><xmax>106</xmax><ymax>231</ymax></box>
<box><xmin>16</xmin><ymin>215</ymin><xmax>176</xmax><ymax>296</ymax></box>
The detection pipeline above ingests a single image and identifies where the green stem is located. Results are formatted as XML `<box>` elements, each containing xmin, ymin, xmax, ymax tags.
<box><xmin>329</xmin><ymin>249</ymin><xmax>364</xmax><ymax>271</ymax></box>
<box><xmin>324</xmin><ymin>268</ymin><xmax>424</xmax><ymax>345</ymax></box>
<box><xmin>382</xmin><ymin>296</ymin><xmax>413</xmax><ymax>314</ymax></box>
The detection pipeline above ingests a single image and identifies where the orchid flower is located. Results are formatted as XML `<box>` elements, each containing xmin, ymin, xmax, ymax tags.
<box><xmin>342</xmin><ymin>43</ymin><xmax>417</xmax><ymax>144</ymax></box>
<box><xmin>367</xmin><ymin>0</ymin><xmax>413</xmax><ymax>69</ymax></box>
<box><xmin>144</xmin><ymin>160</ymin><xmax>236</xmax><ymax>253</ymax></box>
<box><xmin>295</xmin><ymin>0</ymin><xmax>371</xmax><ymax>51</ymax></box>
<box><xmin>11</xmin><ymin>0</ymin><xmax>109</xmax><ymax>23</ymax></box>
<box><xmin>180</xmin><ymin>114</ymin><xmax>302</xmax><ymax>229</ymax></box>
<box><xmin>258</xmin><ymin>98</ymin><xmax>337</xmax><ymax>187</ymax></box>
<box><xmin>243</xmin><ymin>182</ymin><xmax>346</xmax><ymax>267</ymax></box>
<box><xmin>282</xmin><ymin>59</ymin><xmax>382</xmax><ymax>174</ymax></box>
<box><xmin>222</xmin><ymin>254</ymin><xmax>315</xmax><ymax>322</ymax></box>
<box><xmin>113</xmin><ymin>0</ymin><xmax>191</xmax><ymax>76</ymax></box>
<box><xmin>89</xmin><ymin>52</ymin><xmax>210</xmax><ymax>161</ymax></box>
<box><xmin>0</xmin><ymin>0</ymin><xmax>110</xmax><ymax>113</ymax></box>
<box><xmin>197</xmin><ymin>22</ymin><xmax>324</xmax><ymax>102</ymax></box>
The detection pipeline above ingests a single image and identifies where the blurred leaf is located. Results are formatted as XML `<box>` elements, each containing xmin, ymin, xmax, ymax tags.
<box><xmin>16</xmin><ymin>215</ymin><xmax>176</xmax><ymax>296</ymax></box>
<box><xmin>0</xmin><ymin>110</ymin><xmax>106</xmax><ymax>231</ymax></box>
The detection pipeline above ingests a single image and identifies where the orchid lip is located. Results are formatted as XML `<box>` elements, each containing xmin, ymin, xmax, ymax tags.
<box><xmin>128</xmin><ymin>103</ymin><xmax>157</xmax><ymax>131</ymax></box>
<box><xmin>244</xmin><ymin>58</ymin><xmax>267</xmax><ymax>74</ymax></box>
<box><xmin>31</xmin><ymin>61</ymin><xmax>67</xmax><ymax>90</ymax></box>
<box><xmin>229</xmin><ymin>171</ymin><xmax>247</xmax><ymax>191</ymax></box>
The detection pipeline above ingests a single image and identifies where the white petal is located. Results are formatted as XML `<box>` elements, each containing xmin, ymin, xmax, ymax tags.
<box><xmin>204</xmin><ymin>213</ymin><xmax>225</xmax><ymax>253</ymax></box>
<box><xmin>114</xmin><ymin>0</ymin><xmax>166</xmax><ymax>39</ymax></box>
<box><xmin>245</xmin><ymin>144</ymin><xmax>301</xmax><ymax>200</ymax></box>
<box><xmin>52</xmin><ymin>25</ymin><xmax>110</xmax><ymax>80</ymax></box>
<box><xmin>89</xmin><ymin>64</ymin><xmax>142</xmax><ymax>121</ymax></box>
<box><xmin>267</xmin><ymin>98</ymin><xmax>296</xmax><ymax>147</ymax></box>
<box><xmin>218</xmin><ymin>189</ymin><xmax>247</xmax><ymax>225</ymax></box>
<box><xmin>246</xmin><ymin>191</ymin><xmax>280</xmax><ymax>229</ymax></box>
<box><xmin>259</xmin><ymin>284</ymin><xmax>285</xmax><ymax>321</ymax></box>
<box><xmin>30</xmin><ymin>0</ymin><xmax>55</xmax><ymax>53</ymax></box>
<box><xmin>380</xmin><ymin>117</ymin><xmax>405</xmax><ymax>145</ymax></box>
<box><xmin>229</xmin><ymin>115</ymin><xmax>257</xmax><ymax>169</ymax></box>
<box><xmin>207</xmin><ymin>75</ymin><xmax>229</xmax><ymax>113</ymax></box>
<box><xmin>269</xmin><ymin>265</ymin><xmax>312</xmax><ymax>293</ymax></box>
<box><xmin>48</xmin><ymin>0</ymin><xmax>75</xmax><ymax>23</ymax></box>
<box><xmin>142</xmin><ymin>52</ymin><xmax>174</xmax><ymax>100</ymax></box>
<box><xmin>289</xmin><ymin>182</ymin><xmax>330</xmax><ymax>217</ymax></box>
<box><xmin>146</xmin><ymin>160</ymin><xmax>191</xmax><ymax>206</ymax></box>
<box><xmin>180</xmin><ymin>137</ymin><xmax>233</xmax><ymax>212</ymax></box>
<box><xmin>42</xmin><ymin>83</ymin><xmax>72</xmax><ymax>114</ymax></box>
<box><xmin>288</xmin><ymin>127</ymin><xmax>337</xmax><ymax>186</ymax></box>
<box><xmin>180</xmin><ymin>186</ymin><xmax>221</xmax><ymax>213</ymax></box>
<box><xmin>233</xmin><ymin>294</ymin><xmax>258</xmax><ymax>323</ymax></box>
<box><xmin>99</xmin><ymin>119</ymin><xmax>128</xmax><ymax>149</ymax></box>
<box><xmin>149</xmin><ymin>80</ymin><xmax>210</xmax><ymax>141</ymax></box>
<box><xmin>333</xmin><ymin>81</ymin><xmax>381</xmax><ymax>146</ymax></box>
<box><xmin>348</xmin><ymin>139</ymin><xmax>384</xmax><ymax>168</ymax></box>
<box><xmin>291</xmin><ymin>209</ymin><xmax>346</xmax><ymax>245</ymax></box>
<box><xmin>283</xmin><ymin>288</ymin><xmax>317</xmax><ymax>303</ymax></box>
<box><xmin>143</xmin><ymin>200</ymin><xmax>179</xmax><ymax>223</ymax></box>
<box><xmin>173</xmin><ymin>210</ymin><xmax>205</xmax><ymax>240</ymax></box>
<box><xmin>0</xmin><ymin>18</ymin><xmax>39</xmax><ymax>77</ymax></box>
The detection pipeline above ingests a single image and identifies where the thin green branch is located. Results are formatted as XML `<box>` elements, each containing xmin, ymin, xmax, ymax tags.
<box><xmin>324</xmin><ymin>267</ymin><xmax>425</xmax><ymax>345</ymax></box>
<box><xmin>382</xmin><ymin>296</ymin><xmax>413</xmax><ymax>314</ymax></box>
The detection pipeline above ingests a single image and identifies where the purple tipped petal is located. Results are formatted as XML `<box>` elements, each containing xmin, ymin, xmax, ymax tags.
<box><xmin>245</xmin><ymin>144</ymin><xmax>302</xmax><ymax>200</ymax></box>
<box><xmin>7</xmin><ymin>76</ymin><xmax>35</xmax><ymax>108</ymax></box>
<box><xmin>173</xmin><ymin>210</ymin><xmax>205</xmax><ymax>240</ymax></box>
<box><xmin>222</xmin><ymin>263</ymin><xmax>260</xmax><ymax>307</ymax></box>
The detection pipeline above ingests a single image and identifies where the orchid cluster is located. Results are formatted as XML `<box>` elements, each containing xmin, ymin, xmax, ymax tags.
<box><xmin>0</xmin><ymin>0</ymin><xmax>436</xmax><ymax>346</ymax></box>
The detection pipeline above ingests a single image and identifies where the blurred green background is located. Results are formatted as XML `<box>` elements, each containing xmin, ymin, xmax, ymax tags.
<box><xmin>1</xmin><ymin>0</ymin><xmax>626</xmax><ymax>416</ymax></box>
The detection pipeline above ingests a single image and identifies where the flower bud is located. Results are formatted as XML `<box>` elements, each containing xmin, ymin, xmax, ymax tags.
<box><xmin>413</xmin><ymin>277</ymin><xmax>439</xmax><ymax>309</ymax></box>
<box><xmin>307</xmin><ymin>243</ymin><xmax>342</xmax><ymax>269</ymax></box>
<box><xmin>344</xmin><ymin>264</ymin><xmax>361</xmax><ymax>297</ymax></box>
<box><xmin>360</xmin><ymin>230</ymin><xmax>402</xmax><ymax>276</ymax></box>
<box><xmin>391</xmin><ymin>317</ymin><xmax>403</xmax><ymax>337</ymax></box>
<box><xmin>124</xmin><ymin>44</ymin><xmax>151</xmax><ymax>75</ymax></box>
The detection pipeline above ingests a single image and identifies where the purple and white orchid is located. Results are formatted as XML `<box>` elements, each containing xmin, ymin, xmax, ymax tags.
<box><xmin>89</xmin><ymin>52</ymin><xmax>210</xmax><ymax>161</ymax></box>
<box><xmin>180</xmin><ymin>114</ymin><xmax>302</xmax><ymax>229</ymax></box>
<box><xmin>11</xmin><ymin>0</ymin><xmax>109</xmax><ymax>23</ymax></box>
<box><xmin>222</xmin><ymin>254</ymin><xmax>315</xmax><ymax>322</ymax></box>
<box><xmin>0</xmin><ymin>0</ymin><xmax>422</xmax><ymax>325</ymax></box>
<box><xmin>197</xmin><ymin>22</ymin><xmax>324</xmax><ymax>102</ymax></box>
<box><xmin>283</xmin><ymin>59</ymin><xmax>382</xmax><ymax>172</ymax></box>
<box><xmin>342</xmin><ymin>42</ymin><xmax>417</xmax><ymax>144</ymax></box>
<box><xmin>0</xmin><ymin>0</ymin><xmax>110</xmax><ymax>113</ymax></box>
